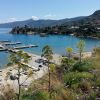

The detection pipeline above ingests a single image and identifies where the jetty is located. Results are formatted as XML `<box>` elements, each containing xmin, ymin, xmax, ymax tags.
<box><xmin>0</xmin><ymin>40</ymin><xmax>10</xmax><ymax>42</ymax></box>
<box><xmin>0</xmin><ymin>40</ymin><xmax>38</xmax><ymax>52</ymax></box>
<box><xmin>14</xmin><ymin>45</ymin><xmax>38</xmax><ymax>49</ymax></box>
<box><xmin>4</xmin><ymin>42</ymin><xmax>21</xmax><ymax>45</ymax></box>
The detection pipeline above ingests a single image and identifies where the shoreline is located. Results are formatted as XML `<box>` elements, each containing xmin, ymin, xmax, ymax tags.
<box><xmin>0</xmin><ymin>51</ymin><xmax>92</xmax><ymax>92</ymax></box>
<box><xmin>0</xmin><ymin>52</ymin><xmax>61</xmax><ymax>92</ymax></box>
<box><xmin>0</xmin><ymin>52</ymin><xmax>48</xmax><ymax>92</ymax></box>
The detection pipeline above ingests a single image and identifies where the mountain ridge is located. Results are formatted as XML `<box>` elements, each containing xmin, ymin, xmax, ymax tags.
<box><xmin>0</xmin><ymin>10</ymin><xmax>100</xmax><ymax>28</ymax></box>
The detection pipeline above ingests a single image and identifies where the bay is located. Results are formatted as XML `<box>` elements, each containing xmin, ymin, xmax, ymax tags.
<box><xmin>0</xmin><ymin>28</ymin><xmax>100</xmax><ymax>68</ymax></box>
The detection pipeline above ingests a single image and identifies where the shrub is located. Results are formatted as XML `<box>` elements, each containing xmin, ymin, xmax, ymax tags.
<box><xmin>61</xmin><ymin>57</ymin><xmax>75</xmax><ymax>72</ymax></box>
<box><xmin>95</xmin><ymin>79</ymin><xmax>100</xmax><ymax>87</ymax></box>
<box><xmin>21</xmin><ymin>90</ymin><xmax>49</xmax><ymax>100</ymax></box>
<box><xmin>73</xmin><ymin>60</ymin><xmax>93</xmax><ymax>72</ymax></box>
<box><xmin>63</xmin><ymin>72</ymin><xmax>94</xmax><ymax>87</ymax></box>
<box><xmin>88</xmin><ymin>92</ymin><xmax>96</xmax><ymax>100</ymax></box>
<box><xmin>78</xmin><ymin>80</ymin><xmax>92</xmax><ymax>93</ymax></box>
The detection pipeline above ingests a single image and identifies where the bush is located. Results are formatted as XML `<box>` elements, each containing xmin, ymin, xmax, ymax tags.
<box><xmin>88</xmin><ymin>92</ymin><xmax>96</xmax><ymax>100</ymax></box>
<box><xmin>61</xmin><ymin>57</ymin><xmax>75</xmax><ymax>72</ymax></box>
<box><xmin>95</xmin><ymin>79</ymin><xmax>100</xmax><ymax>87</ymax></box>
<box><xmin>21</xmin><ymin>90</ymin><xmax>49</xmax><ymax>100</ymax></box>
<box><xmin>63</xmin><ymin>72</ymin><xmax>94</xmax><ymax>87</ymax></box>
<box><xmin>73</xmin><ymin>60</ymin><xmax>93</xmax><ymax>72</ymax></box>
<box><xmin>78</xmin><ymin>80</ymin><xmax>92</xmax><ymax>92</ymax></box>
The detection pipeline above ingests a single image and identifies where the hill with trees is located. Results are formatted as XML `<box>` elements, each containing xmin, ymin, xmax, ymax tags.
<box><xmin>0</xmin><ymin>10</ymin><xmax>100</xmax><ymax>28</ymax></box>
<box><xmin>9</xmin><ymin>10</ymin><xmax>100</xmax><ymax>38</ymax></box>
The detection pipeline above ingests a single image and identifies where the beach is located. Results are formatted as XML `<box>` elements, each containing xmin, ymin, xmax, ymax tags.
<box><xmin>0</xmin><ymin>51</ymin><xmax>92</xmax><ymax>93</ymax></box>
<box><xmin>0</xmin><ymin>52</ymin><xmax>61</xmax><ymax>93</ymax></box>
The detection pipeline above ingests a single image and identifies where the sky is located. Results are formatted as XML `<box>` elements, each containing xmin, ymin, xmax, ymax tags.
<box><xmin>0</xmin><ymin>0</ymin><xmax>100</xmax><ymax>23</ymax></box>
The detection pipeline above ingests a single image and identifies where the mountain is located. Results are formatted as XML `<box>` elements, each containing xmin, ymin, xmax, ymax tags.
<box><xmin>63</xmin><ymin>10</ymin><xmax>100</xmax><ymax>26</ymax></box>
<box><xmin>0</xmin><ymin>17</ymin><xmax>86</xmax><ymax>28</ymax></box>
<box><xmin>0</xmin><ymin>10</ymin><xmax>100</xmax><ymax>28</ymax></box>
<box><xmin>0</xmin><ymin>19</ymin><xmax>59</xmax><ymax>28</ymax></box>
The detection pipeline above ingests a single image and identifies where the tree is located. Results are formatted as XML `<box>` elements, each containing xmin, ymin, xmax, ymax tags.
<box><xmin>66</xmin><ymin>47</ymin><xmax>73</xmax><ymax>59</ymax></box>
<box><xmin>41</xmin><ymin>45</ymin><xmax>55</xmax><ymax>99</ymax></box>
<box><xmin>7</xmin><ymin>50</ymin><xmax>33</xmax><ymax>100</ymax></box>
<box><xmin>77</xmin><ymin>40</ymin><xmax>85</xmax><ymax>63</ymax></box>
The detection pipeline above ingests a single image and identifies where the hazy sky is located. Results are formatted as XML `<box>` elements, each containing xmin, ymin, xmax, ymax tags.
<box><xmin>0</xmin><ymin>0</ymin><xmax>100</xmax><ymax>23</ymax></box>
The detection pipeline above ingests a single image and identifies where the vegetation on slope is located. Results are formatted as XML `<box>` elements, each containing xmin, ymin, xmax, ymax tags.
<box><xmin>0</xmin><ymin>41</ymin><xmax>100</xmax><ymax>100</ymax></box>
<box><xmin>10</xmin><ymin>10</ymin><xmax>100</xmax><ymax>38</ymax></box>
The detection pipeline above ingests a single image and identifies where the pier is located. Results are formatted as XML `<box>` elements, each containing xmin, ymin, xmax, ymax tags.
<box><xmin>0</xmin><ymin>40</ymin><xmax>38</xmax><ymax>52</ymax></box>
<box><xmin>0</xmin><ymin>40</ymin><xmax>11</xmax><ymax>42</ymax></box>
<box><xmin>4</xmin><ymin>42</ymin><xmax>21</xmax><ymax>45</ymax></box>
<box><xmin>14</xmin><ymin>45</ymin><xmax>38</xmax><ymax>49</ymax></box>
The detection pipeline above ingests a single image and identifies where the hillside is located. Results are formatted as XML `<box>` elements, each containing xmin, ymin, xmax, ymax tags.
<box><xmin>62</xmin><ymin>10</ymin><xmax>100</xmax><ymax>26</ymax></box>
<box><xmin>0</xmin><ymin>17</ymin><xmax>85</xmax><ymax>28</ymax></box>
<box><xmin>0</xmin><ymin>10</ymin><xmax>100</xmax><ymax>28</ymax></box>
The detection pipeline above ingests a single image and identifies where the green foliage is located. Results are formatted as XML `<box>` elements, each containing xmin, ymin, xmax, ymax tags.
<box><xmin>66</xmin><ymin>47</ymin><xmax>73</xmax><ymax>59</ymax></box>
<box><xmin>88</xmin><ymin>92</ymin><xmax>96</xmax><ymax>100</ymax></box>
<box><xmin>73</xmin><ymin>60</ymin><xmax>93</xmax><ymax>72</ymax></box>
<box><xmin>77</xmin><ymin>40</ymin><xmax>85</xmax><ymax>63</ymax></box>
<box><xmin>42</xmin><ymin>45</ymin><xmax>53</xmax><ymax>61</ymax></box>
<box><xmin>66</xmin><ymin>47</ymin><xmax>73</xmax><ymax>53</ymax></box>
<box><xmin>21</xmin><ymin>90</ymin><xmax>49</xmax><ymax>100</ymax></box>
<box><xmin>9</xmin><ymin>50</ymin><xmax>31</xmax><ymax>66</ymax></box>
<box><xmin>7</xmin><ymin>50</ymin><xmax>32</xmax><ymax>100</ymax></box>
<box><xmin>95</xmin><ymin>79</ymin><xmax>100</xmax><ymax>87</ymax></box>
<box><xmin>63</xmin><ymin>72</ymin><xmax>94</xmax><ymax>87</ymax></box>
<box><xmin>49</xmin><ymin>64</ymin><xmax>56</xmax><ymax>72</ymax></box>
<box><xmin>77</xmin><ymin>40</ymin><xmax>85</xmax><ymax>52</ymax></box>
<box><xmin>61</xmin><ymin>57</ymin><xmax>75</xmax><ymax>72</ymax></box>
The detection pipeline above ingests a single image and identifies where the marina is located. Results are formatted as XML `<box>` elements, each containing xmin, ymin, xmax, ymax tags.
<box><xmin>0</xmin><ymin>41</ymin><xmax>38</xmax><ymax>53</ymax></box>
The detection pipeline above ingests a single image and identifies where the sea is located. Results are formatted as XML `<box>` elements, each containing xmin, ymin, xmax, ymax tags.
<box><xmin>0</xmin><ymin>28</ymin><xmax>100</xmax><ymax>68</ymax></box>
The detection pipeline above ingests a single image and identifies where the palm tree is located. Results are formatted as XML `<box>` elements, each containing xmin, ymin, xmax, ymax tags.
<box><xmin>8</xmin><ymin>50</ymin><xmax>33</xmax><ymax>100</ymax></box>
<box><xmin>41</xmin><ymin>45</ymin><xmax>55</xmax><ymax>99</ymax></box>
<box><xmin>66</xmin><ymin>47</ymin><xmax>73</xmax><ymax>59</ymax></box>
<box><xmin>77</xmin><ymin>40</ymin><xmax>85</xmax><ymax>63</ymax></box>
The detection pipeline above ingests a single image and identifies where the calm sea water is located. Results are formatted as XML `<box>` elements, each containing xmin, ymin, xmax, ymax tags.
<box><xmin>0</xmin><ymin>28</ymin><xmax>100</xmax><ymax>68</ymax></box>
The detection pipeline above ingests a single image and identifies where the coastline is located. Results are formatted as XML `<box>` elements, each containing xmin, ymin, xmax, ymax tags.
<box><xmin>0</xmin><ymin>52</ymin><xmax>48</xmax><ymax>92</ymax></box>
<box><xmin>0</xmin><ymin>52</ymin><xmax>61</xmax><ymax>92</ymax></box>
<box><xmin>0</xmin><ymin>51</ymin><xmax>93</xmax><ymax>93</ymax></box>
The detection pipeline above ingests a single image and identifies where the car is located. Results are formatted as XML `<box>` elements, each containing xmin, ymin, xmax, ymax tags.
<box><xmin>38</xmin><ymin>65</ymin><xmax>43</xmax><ymax>68</ymax></box>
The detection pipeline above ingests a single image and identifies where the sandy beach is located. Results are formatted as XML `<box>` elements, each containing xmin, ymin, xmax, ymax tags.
<box><xmin>0</xmin><ymin>52</ymin><xmax>61</xmax><ymax>93</ymax></box>
<box><xmin>73</xmin><ymin>52</ymin><xmax>92</xmax><ymax>58</ymax></box>
<box><xmin>0</xmin><ymin>51</ymin><xmax>92</xmax><ymax>93</ymax></box>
